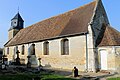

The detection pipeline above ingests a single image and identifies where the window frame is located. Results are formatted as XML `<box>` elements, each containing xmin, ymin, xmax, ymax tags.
<box><xmin>7</xmin><ymin>47</ymin><xmax>9</xmax><ymax>55</ymax></box>
<box><xmin>43</xmin><ymin>41</ymin><xmax>49</xmax><ymax>55</ymax></box>
<box><xmin>61</xmin><ymin>39</ymin><xmax>69</xmax><ymax>55</ymax></box>
<box><xmin>31</xmin><ymin>44</ymin><xmax>35</xmax><ymax>55</ymax></box>
<box><xmin>21</xmin><ymin>45</ymin><xmax>25</xmax><ymax>55</ymax></box>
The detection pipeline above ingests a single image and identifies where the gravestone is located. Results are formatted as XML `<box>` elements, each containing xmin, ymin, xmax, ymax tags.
<box><xmin>16</xmin><ymin>50</ymin><xmax>20</xmax><ymax>65</ymax></box>
<box><xmin>27</xmin><ymin>56</ymin><xmax>31</xmax><ymax>68</ymax></box>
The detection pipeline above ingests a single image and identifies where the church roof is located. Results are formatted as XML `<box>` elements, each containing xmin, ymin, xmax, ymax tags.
<box><xmin>5</xmin><ymin>1</ymin><xmax>96</xmax><ymax>46</ymax></box>
<box><xmin>11</xmin><ymin>12</ymin><xmax>24</xmax><ymax>21</ymax></box>
<box><xmin>5</xmin><ymin>0</ymin><xmax>120</xmax><ymax>47</ymax></box>
<box><xmin>99</xmin><ymin>25</ymin><xmax>120</xmax><ymax>46</ymax></box>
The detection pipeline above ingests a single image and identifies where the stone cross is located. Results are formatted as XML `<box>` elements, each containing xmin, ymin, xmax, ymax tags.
<box><xmin>16</xmin><ymin>50</ymin><xmax>20</xmax><ymax>58</ymax></box>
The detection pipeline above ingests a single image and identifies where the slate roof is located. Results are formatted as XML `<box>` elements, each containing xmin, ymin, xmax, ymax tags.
<box><xmin>9</xmin><ymin>12</ymin><xmax>24</xmax><ymax>31</ymax></box>
<box><xmin>0</xmin><ymin>48</ymin><xmax>2</xmax><ymax>53</ymax></box>
<box><xmin>11</xmin><ymin>12</ymin><xmax>24</xmax><ymax>21</ymax></box>
<box><xmin>99</xmin><ymin>25</ymin><xmax>120</xmax><ymax>46</ymax></box>
<box><xmin>5</xmin><ymin>1</ymin><xmax>96</xmax><ymax>46</ymax></box>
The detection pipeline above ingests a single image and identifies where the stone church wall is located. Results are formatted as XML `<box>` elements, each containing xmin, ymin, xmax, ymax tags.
<box><xmin>35</xmin><ymin>35</ymin><xmax>87</xmax><ymax>71</ymax></box>
<box><xmin>4</xmin><ymin>44</ymin><xmax>29</xmax><ymax>65</ymax></box>
<box><xmin>8</xmin><ymin>29</ymin><xmax>19</xmax><ymax>40</ymax></box>
<box><xmin>4</xmin><ymin>46</ymin><xmax>15</xmax><ymax>64</ymax></box>
<box><xmin>115</xmin><ymin>47</ymin><xmax>120</xmax><ymax>73</ymax></box>
<box><xmin>98</xmin><ymin>46</ymin><xmax>120</xmax><ymax>73</ymax></box>
<box><xmin>4</xmin><ymin>35</ymin><xmax>87</xmax><ymax>71</ymax></box>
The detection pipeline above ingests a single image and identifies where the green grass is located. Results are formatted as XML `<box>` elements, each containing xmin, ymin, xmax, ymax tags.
<box><xmin>0</xmin><ymin>74</ymin><xmax>32</xmax><ymax>80</ymax></box>
<box><xmin>0</xmin><ymin>73</ymin><xmax>76</xmax><ymax>80</ymax></box>
<box><xmin>40</xmin><ymin>73</ymin><xmax>75</xmax><ymax>80</ymax></box>
<box><xmin>107</xmin><ymin>77</ymin><xmax>120</xmax><ymax>80</ymax></box>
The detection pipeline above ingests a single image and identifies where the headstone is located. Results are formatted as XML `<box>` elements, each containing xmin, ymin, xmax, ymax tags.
<box><xmin>27</xmin><ymin>56</ymin><xmax>31</xmax><ymax>68</ymax></box>
<box><xmin>2</xmin><ymin>64</ymin><xmax>6</xmax><ymax>69</ymax></box>
<box><xmin>30</xmin><ymin>55</ymin><xmax>37</xmax><ymax>67</ymax></box>
<box><xmin>16</xmin><ymin>50</ymin><xmax>21</xmax><ymax>65</ymax></box>
<box><xmin>72</xmin><ymin>67</ymin><xmax>78</xmax><ymax>77</ymax></box>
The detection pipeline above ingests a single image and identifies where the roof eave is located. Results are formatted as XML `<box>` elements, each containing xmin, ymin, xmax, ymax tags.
<box><xmin>98</xmin><ymin>45</ymin><xmax>120</xmax><ymax>47</ymax></box>
<box><xmin>5</xmin><ymin>32</ymin><xmax>88</xmax><ymax>47</ymax></box>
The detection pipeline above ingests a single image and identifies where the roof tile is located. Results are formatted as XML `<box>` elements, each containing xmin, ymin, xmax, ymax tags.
<box><xmin>99</xmin><ymin>26</ymin><xmax>120</xmax><ymax>46</ymax></box>
<box><xmin>6</xmin><ymin>1</ymin><xmax>96</xmax><ymax>46</ymax></box>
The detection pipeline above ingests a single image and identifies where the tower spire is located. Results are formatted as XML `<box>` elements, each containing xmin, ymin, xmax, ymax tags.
<box><xmin>8</xmin><ymin>12</ymin><xmax>24</xmax><ymax>40</ymax></box>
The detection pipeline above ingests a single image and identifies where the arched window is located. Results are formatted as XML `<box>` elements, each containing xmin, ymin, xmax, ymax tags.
<box><xmin>43</xmin><ymin>41</ymin><xmax>49</xmax><ymax>55</ymax></box>
<box><xmin>7</xmin><ymin>47</ymin><xmax>9</xmax><ymax>54</ymax></box>
<box><xmin>15</xmin><ymin>46</ymin><xmax>18</xmax><ymax>54</ymax></box>
<box><xmin>31</xmin><ymin>44</ymin><xmax>35</xmax><ymax>55</ymax></box>
<box><xmin>61</xmin><ymin>39</ymin><xmax>69</xmax><ymax>55</ymax></box>
<box><xmin>21</xmin><ymin>45</ymin><xmax>25</xmax><ymax>55</ymax></box>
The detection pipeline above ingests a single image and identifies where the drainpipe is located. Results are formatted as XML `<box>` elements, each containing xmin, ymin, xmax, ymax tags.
<box><xmin>85</xmin><ymin>33</ymin><xmax>88</xmax><ymax>72</ymax></box>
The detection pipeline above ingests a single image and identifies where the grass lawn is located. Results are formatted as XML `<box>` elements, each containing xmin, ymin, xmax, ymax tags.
<box><xmin>107</xmin><ymin>77</ymin><xmax>120</xmax><ymax>80</ymax></box>
<box><xmin>0</xmin><ymin>73</ymin><xmax>76</xmax><ymax>80</ymax></box>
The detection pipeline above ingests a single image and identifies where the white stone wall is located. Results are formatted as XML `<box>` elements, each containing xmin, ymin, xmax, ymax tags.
<box><xmin>8</xmin><ymin>29</ymin><xmax>19</xmax><ymax>40</ymax></box>
<box><xmin>35</xmin><ymin>35</ymin><xmax>87</xmax><ymax>71</ymax></box>
<box><xmin>87</xmin><ymin>25</ymin><xmax>95</xmax><ymax>72</ymax></box>
<box><xmin>5</xmin><ymin>35</ymin><xmax>87</xmax><ymax>71</ymax></box>
<box><xmin>98</xmin><ymin>46</ymin><xmax>120</xmax><ymax>73</ymax></box>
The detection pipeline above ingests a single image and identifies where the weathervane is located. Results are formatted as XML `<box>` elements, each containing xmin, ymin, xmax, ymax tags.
<box><xmin>18</xmin><ymin>6</ymin><xmax>19</xmax><ymax>13</ymax></box>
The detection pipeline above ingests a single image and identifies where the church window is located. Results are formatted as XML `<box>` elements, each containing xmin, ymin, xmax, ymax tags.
<box><xmin>43</xmin><ymin>41</ymin><xmax>49</xmax><ymax>55</ymax></box>
<box><xmin>21</xmin><ymin>45</ymin><xmax>25</xmax><ymax>55</ymax></box>
<box><xmin>61</xmin><ymin>39</ymin><xmax>69</xmax><ymax>55</ymax></box>
<box><xmin>31</xmin><ymin>44</ymin><xmax>35</xmax><ymax>55</ymax></box>
<box><xmin>15</xmin><ymin>46</ymin><xmax>18</xmax><ymax>54</ymax></box>
<box><xmin>7</xmin><ymin>47</ymin><xmax>9</xmax><ymax>54</ymax></box>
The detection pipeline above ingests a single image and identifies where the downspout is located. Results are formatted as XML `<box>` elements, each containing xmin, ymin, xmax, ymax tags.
<box><xmin>85</xmin><ymin>32</ymin><xmax>88</xmax><ymax>72</ymax></box>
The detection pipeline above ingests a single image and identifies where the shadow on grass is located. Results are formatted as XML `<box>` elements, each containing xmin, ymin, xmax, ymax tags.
<box><xmin>0</xmin><ymin>73</ymin><xmax>76</xmax><ymax>80</ymax></box>
<box><xmin>0</xmin><ymin>74</ymin><xmax>32</xmax><ymax>80</ymax></box>
<box><xmin>40</xmin><ymin>73</ymin><xmax>76</xmax><ymax>80</ymax></box>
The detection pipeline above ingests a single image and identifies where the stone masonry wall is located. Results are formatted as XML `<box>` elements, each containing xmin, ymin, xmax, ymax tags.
<box><xmin>98</xmin><ymin>46</ymin><xmax>120</xmax><ymax>73</ymax></box>
<box><xmin>5</xmin><ymin>35</ymin><xmax>87</xmax><ymax>71</ymax></box>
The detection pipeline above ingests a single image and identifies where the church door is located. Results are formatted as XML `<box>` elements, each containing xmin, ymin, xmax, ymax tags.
<box><xmin>100</xmin><ymin>50</ymin><xmax>108</xmax><ymax>70</ymax></box>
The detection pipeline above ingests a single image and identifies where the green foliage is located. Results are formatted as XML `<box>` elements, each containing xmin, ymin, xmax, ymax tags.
<box><xmin>40</xmin><ymin>73</ymin><xmax>75</xmax><ymax>80</ymax></box>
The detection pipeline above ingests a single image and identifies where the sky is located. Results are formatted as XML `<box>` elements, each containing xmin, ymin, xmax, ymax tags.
<box><xmin>0</xmin><ymin>0</ymin><xmax>120</xmax><ymax>48</ymax></box>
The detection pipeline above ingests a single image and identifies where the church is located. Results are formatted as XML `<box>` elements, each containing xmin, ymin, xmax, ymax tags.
<box><xmin>4</xmin><ymin>0</ymin><xmax>120</xmax><ymax>73</ymax></box>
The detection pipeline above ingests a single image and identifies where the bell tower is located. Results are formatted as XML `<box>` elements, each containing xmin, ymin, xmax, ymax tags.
<box><xmin>8</xmin><ymin>12</ymin><xmax>24</xmax><ymax>40</ymax></box>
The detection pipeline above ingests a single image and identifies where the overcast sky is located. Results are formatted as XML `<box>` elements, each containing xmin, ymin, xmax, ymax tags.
<box><xmin>0</xmin><ymin>0</ymin><xmax>120</xmax><ymax>48</ymax></box>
